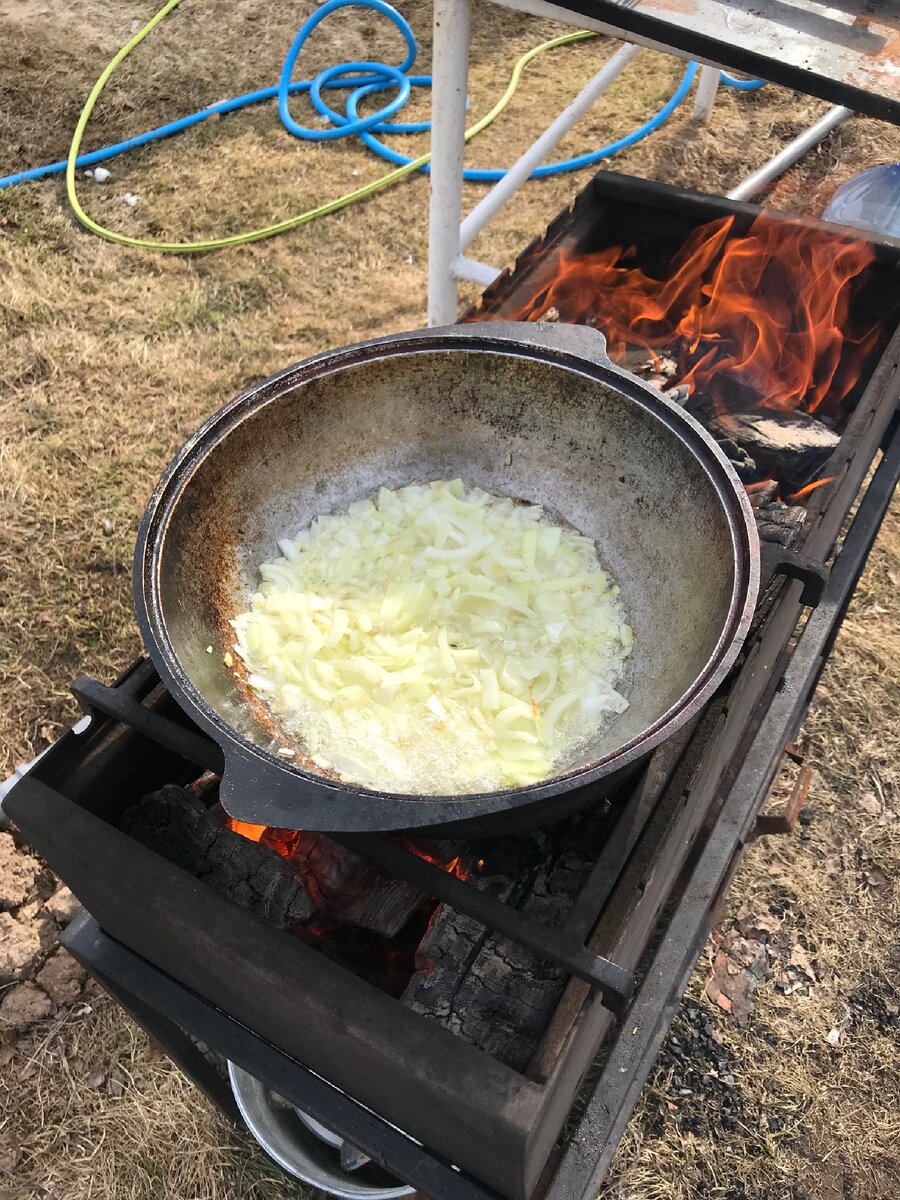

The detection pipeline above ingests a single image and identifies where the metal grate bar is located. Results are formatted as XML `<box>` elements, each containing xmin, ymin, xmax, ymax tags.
<box><xmin>71</xmin><ymin>670</ymin><xmax>225</xmax><ymax>774</ymax></box>
<box><xmin>67</xmin><ymin>661</ymin><xmax>638</xmax><ymax>1011</ymax></box>
<box><xmin>334</xmin><ymin>832</ymin><xmax>635</xmax><ymax>1012</ymax></box>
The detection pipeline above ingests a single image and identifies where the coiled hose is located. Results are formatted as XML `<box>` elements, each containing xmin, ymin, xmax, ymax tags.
<box><xmin>0</xmin><ymin>0</ymin><xmax>763</xmax><ymax>253</ymax></box>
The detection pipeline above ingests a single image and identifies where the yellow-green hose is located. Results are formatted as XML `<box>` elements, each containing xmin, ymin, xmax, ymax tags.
<box><xmin>64</xmin><ymin>0</ymin><xmax>594</xmax><ymax>254</ymax></box>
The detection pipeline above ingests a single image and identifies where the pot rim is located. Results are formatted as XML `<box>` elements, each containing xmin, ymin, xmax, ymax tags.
<box><xmin>134</xmin><ymin>323</ymin><xmax>760</xmax><ymax>828</ymax></box>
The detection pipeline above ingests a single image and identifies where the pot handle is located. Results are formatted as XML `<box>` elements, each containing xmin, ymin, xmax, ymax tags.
<box><xmin>431</xmin><ymin>320</ymin><xmax>614</xmax><ymax>369</ymax></box>
<box><xmin>216</xmin><ymin>745</ymin><xmax>310</xmax><ymax>828</ymax></box>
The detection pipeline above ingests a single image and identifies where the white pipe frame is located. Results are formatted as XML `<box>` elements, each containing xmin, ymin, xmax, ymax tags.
<box><xmin>426</xmin><ymin>0</ymin><xmax>856</xmax><ymax>324</ymax></box>
<box><xmin>458</xmin><ymin>42</ymin><xmax>640</xmax><ymax>253</ymax></box>
<box><xmin>427</xmin><ymin>0</ymin><xmax>644</xmax><ymax>324</ymax></box>
<box><xmin>727</xmin><ymin>106</ymin><xmax>852</xmax><ymax>202</ymax></box>
<box><xmin>427</xmin><ymin>0</ymin><xmax>473</xmax><ymax>326</ymax></box>
<box><xmin>692</xmin><ymin>65</ymin><xmax>720</xmax><ymax>122</ymax></box>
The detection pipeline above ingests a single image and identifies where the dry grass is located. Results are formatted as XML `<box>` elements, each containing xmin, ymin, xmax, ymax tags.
<box><xmin>603</xmin><ymin>523</ymin><xmax>900</xmax><ymax>1198</ymax></box>
<box><xmin>1</xmin><ymin>997</ymin><xmax>312</xmax><ymax>1200</ymax></box>
<box><xmin>0</xmin><ymin>2</ymin><xmax>899</xmax><ymax>1197</ymax></box>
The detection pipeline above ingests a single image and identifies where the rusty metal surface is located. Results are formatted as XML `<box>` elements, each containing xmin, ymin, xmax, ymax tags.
<box><xmin>134</xmin><ymin>322</ymin><xmax>759</xmax><ymax>834</ymax></box>
<box><xmin>505</xmin><ymin>0</ymin><xmax>900</xmax><ymax>123</ymax></box>
<box><xmin>748</xmin><ymin>756</ymin><xmax>812</xmax><ymax>840</ymax></box>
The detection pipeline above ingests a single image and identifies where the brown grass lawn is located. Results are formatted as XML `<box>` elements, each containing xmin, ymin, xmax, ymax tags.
<box><xmin>1</xmin><ymin>2</ymin><xmax>899</xmax><ymax>1197</ymax></box>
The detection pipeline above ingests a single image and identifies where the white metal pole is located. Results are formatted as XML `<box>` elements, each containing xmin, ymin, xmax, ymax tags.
<box><xmin>692</xmin><ymin>66</ymin><xmax>720</xmax><ymax>122</ymax></box>
<box><xmin>727</xmin><ymin>106</ymin><xmax>851</xmax><ymax>202</ymax></box>
<box><xmin>427</xmin><ymin>0</ymin><xmax>472</xmax><ymax>326</ymax></box>
<box><xmin>452</xmin><ymin>255</ymin><xmax>502</xmax><ymax>287</ymax></box>
<box><xmin>458</xmin><ymin>42</ymin><xmax>640</xmax><ymax>253</ymax></box>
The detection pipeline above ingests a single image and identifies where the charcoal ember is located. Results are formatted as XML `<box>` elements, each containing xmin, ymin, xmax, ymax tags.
<box><xmin>747</xmin><ymin>481</ymin><xmax>779</xmax><ymax>508</ymax></box>
<box><xmin>402</xmin><ymin>839</ymin><xmax>554</xmax><ymax>1071</ymax></box>
<box><xmin>403</xmin><ymin>837</ymin><xmax>544</xmax><ymax>996</ymax></box>
<box><xmin>709</xmin><ymin>410</ymin><xmax>840</xmax><ymax>494</ymax></box>
<box><xmin>121</xmin><ymin>786</ymin><xmax>314</xmax><ymax>928</ymax></box>
<box><xmin>403</xmin><ymin>849</ymin><xmax>585</xmax><ymax>1071</ymax></box>
<box><xmin>710</xmin><ymin>432</ymin><xmax>759</xmax><ymax>482</ymax></box>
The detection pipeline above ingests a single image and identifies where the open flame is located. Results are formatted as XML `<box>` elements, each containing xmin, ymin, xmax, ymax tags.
<box><xmin>785</xmin><ymin>476</ymin><xmax>837</xmax><ymax>504</ymax></box>
<box><xmin>222</xmin><ymin>813</ymin><xmax>468</xmax><ymax>880</ymax></box>
<box><xmin>474</xmin><ymin>213</ymin><xmax>882</xmax><ymax>422</ymax></box>
<box><xmin>225</xmin><ymin>817</ymin><xmax>266</xmax><ymax>842</ymax></box>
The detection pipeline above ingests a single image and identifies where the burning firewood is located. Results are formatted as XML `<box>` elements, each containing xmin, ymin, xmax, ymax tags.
<box><xmin>708</xmin><ymin>410</ymin><xmax>840</xmax><ymax>495</ymax></box>
<box><xmin>753</xmin><ymin>499</ymin><xmax>807</xmax><ymax>548</ymax></box>
<box><xmin>121</xmin><ymin>786</ymin><xmax>315</xmax><ymax>929</ymax></box>
<box><xmin>286</xmin><ymin>832</ymin><xmax>433</xmax><ymax>939</ymax></box>
<box><xmin>402</xmin><ymin>808</ymin><xmax>617</xmax><ymax>1071</ymax></box>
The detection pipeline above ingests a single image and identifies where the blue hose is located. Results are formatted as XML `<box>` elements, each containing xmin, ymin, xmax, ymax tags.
<box><xmin>721</xmin><ymin>72</ymin><xmax>766</xmax><ymax>91</ymax></box>
<box><xmin>0</xmin><ymin>0</ymin><xmax>763</xmax><ymax>191</ymax></box>
<box><xmin>348</xmin><ymin>61</ymin><xmax>700</xmax><ymax>180</ymax></box>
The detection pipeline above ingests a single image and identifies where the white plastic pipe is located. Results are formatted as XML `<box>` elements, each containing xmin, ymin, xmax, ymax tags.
<box><xmin>727</xmin><ymin>106</ymin><xmax>852</xmax><ymax>202</ymax></box>
<box><xmin>692</xmin><ymin>66</ymin><xmax>720</xmax><ymax>122</ymax></box>
<box><xmin>458</xmin><ymin>42</ymin><xmax>640</xmax><ymax>253</ymax></box>
<box><xmin>427</xmin><ymin>0</ymin><xmax>472</xmax><ymax>326</ymax></box>
<box><xmin>0</xmin><ymin>716</ymin><xmax>92</xmax><ymax>823</ymax></box>
<box><xmin>452</xmin><ymin>255</ymin><xmax>502</xmax><ymax>286</ymax></box>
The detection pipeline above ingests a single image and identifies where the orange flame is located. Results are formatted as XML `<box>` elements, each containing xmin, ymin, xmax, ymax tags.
<box><xmin>473</xmin><ymin>214</ymin><xmax>882</xmax><ymax>420</ymax></box>
<box><xmin>785</xmin><ymin>476</ymin><xmax>836</xmax><ymax>503</ymax></box>
<box><xmin>224</xmin><ymin>817</ymin><xmax>267</xmax><ymax>842</ymax></box>
<box><xmin>744</xmin><ymin>478</ymin><xmax>778</xmax><ymax>496</ymax></box>
<box><xmin>223</xmin><ymin>811</ymin><xmax>468</xmax><ymax>880</ymax></box>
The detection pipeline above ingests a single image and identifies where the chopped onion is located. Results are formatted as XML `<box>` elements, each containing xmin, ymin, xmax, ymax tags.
<box><xmin>232</xmin><ymin>480</ymin><xmax>633</xmax><ymax>794</ymax></box>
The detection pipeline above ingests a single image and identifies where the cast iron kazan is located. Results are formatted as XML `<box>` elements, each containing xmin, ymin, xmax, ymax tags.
<box><xmin>134</xmin><ymin>322</ymin><xmax>759</xmax><ymax>835</ymax></box>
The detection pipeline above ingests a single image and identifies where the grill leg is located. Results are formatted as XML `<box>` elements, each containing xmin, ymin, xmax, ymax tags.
<box><xmin>693</xmin><ymin>66</ymin><xmax>720</xmax><ymax>121</ymax></box>
<box><xmin>427</xmin><ymin>0</ymin><xmax>471</xmax><ymax>326</ymax></box>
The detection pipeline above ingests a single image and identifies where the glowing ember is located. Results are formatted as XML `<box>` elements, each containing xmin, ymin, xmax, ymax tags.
<box><xmin>221</xmin><ymin>813</ymin><xmax>299</xmax><ymax>857</ymax></box>
<box><xmin>472</xmin><ymin>214</ymin><xmax>883</xmax><ymax>421</ymax></box>
<box><xmin>224</xmin><ymin>816</ymin><xmax>266</xmax><ymax>842</ymax></box>
<box><xmin>744</xmin><ymin>479</ymin><xmax>778</xmax><ymax>496</ymax></box>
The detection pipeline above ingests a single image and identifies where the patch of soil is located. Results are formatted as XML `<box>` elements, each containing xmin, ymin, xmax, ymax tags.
<box><xmin>0</xmin><ymin>830</ymin><xmax>41</xmax><ymax>909</ymax></box>
<box><xmin>847</xmin><ymin>969</ymin><xmax>900</xmax><ymax>1036</ymax></box>
<box><xmin>648</xmin><ymin>1000</ymin><xmax>743</xmax><ymax>1136</ymax></box>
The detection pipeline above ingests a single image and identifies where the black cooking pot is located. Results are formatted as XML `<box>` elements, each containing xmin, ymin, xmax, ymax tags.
<box><xmin>134</xmin><ymin>322</ymin><xmax>758</xmax><ymax>836</ymax></box>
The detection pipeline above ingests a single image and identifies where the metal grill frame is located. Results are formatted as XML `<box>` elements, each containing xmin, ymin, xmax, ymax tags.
<box><xmin>7</xmin><ymin>172</ymin><xmax>900</xmax><ymax>1200</ymax></box>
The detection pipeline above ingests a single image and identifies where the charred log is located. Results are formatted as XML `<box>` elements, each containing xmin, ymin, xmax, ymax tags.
<box><xmin>121</xmin><ymin>785</ymin><xmax>314</xmax><ymax>928</ymax></box>
<box><xmin>754</xmin><ymin>499</ymin><xmax>807</xmax><ymax>549</ymax></box>
<box><xmin>708</xmin><ymin>410</ymin><xmax>840</xmax><ymax>494</ymax></box>
<box><xmin>401</xmin><ymin>806</ymin><xmax>617</xmax><ymax>1072</ymax></box>
<box><xmin>710</xmin><ymin>431</ymin><xmax>759</xmax><ymax>483</ymax></box>
<box><xmin>286</xmin><ymin>832</ymin><xmax>428</xmax><ymax>939</ymax></box>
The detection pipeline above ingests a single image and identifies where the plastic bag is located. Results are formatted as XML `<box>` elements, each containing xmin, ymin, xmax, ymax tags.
<box><xmin>822</xmin><ymin>164</ymin><xmax>900</xmax><ymax>238</ymax></box>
